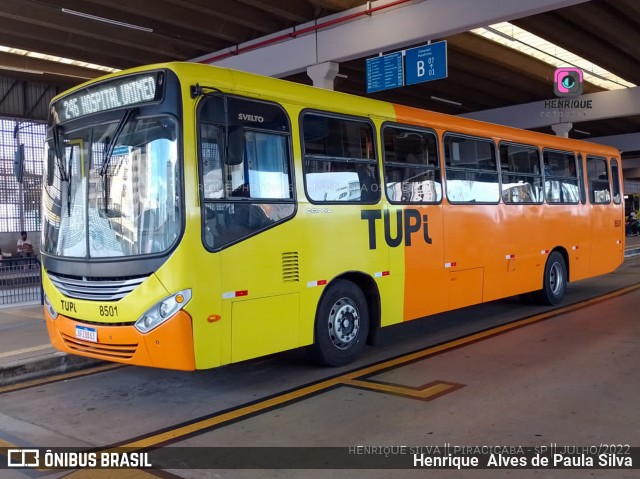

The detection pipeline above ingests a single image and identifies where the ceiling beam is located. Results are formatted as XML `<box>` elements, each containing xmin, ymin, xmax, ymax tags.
<box><xmin>554</xmin><ymin>1</ymin><xmax>640</xmax><ymax>63</ymax></box>
<box><xmin>0</xmin><ymin>2</ymin><xmax>196</xmax><ymax>63</ymax></box>
<box><xmin>163</xmin><ymin>0</ymin><xmax>283</xmax><ymax>34</ymax></box>
<box><xmin>308</xmin><ymin>0</ymin><xmax>366</xmax><ymax>11</ymax></box>
<box><xmin>197</xmin><ymin>0</ymin><xmax>590</xmax><ymax>77</ymax></box>
<box><xmin>32</xmin><ymin>0</ymin><xmax>223</xmax><ymax>54</ymax></box>
<box><xmin>64</xmin><ymin>0</ymin><xmax>255</xmax><ymax>45</ymax></box>
<box><xmin>588</xmin><ymin>132</ymin><xmax>640</xmax><ymax>153</ymax></box>
<box><xmin>235</xmin><ymin>0</ymin><xmax>316</xmax><ymax>23</ymax></box>
<box><xmin>461</xmin><ymin>87</ymin><xmax>640</xmax><ymax>130</ymax></box>
<box><xmin>0</xmin><ymin>22</ymin><xmax>158</xmax><ymax>68</ymax></box>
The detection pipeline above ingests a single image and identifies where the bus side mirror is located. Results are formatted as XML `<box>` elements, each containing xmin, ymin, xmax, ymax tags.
<box><xmin>14</xmin><ymin>144</ymin><xmax>24</xmax><ymax>183</ymax></box>
<box><xmin>225</xmin><ymin>126</ymin><xmax>244</xmax><ymax>166</ymax></box>
<box><xmin>47</xmin><ymin>149</ymin><xmax>55</xmax><ymax>186</ymax></box>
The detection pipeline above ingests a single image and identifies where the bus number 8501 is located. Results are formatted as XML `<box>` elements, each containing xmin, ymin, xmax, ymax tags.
<box><xmin>99</xmin><ymin>305</ymin><xmax>119</xmax><ymax>317</ymax></box>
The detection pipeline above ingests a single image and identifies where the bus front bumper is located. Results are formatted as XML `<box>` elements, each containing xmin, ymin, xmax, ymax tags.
<box><xmin>44</xmin><ymin>309</ymin><xmax>196</xmax><ymax>371</ymax></box>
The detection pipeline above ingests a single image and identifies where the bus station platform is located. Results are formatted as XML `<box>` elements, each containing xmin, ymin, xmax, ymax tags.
<box><xmin>1</xmin><ymin>235</ymin><xmax>639</xmax><ymax>387</ymax></box>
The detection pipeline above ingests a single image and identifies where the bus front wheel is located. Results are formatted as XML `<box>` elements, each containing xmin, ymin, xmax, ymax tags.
<box><xmin>312</xmin><ymin>280</ymin><xmax>369</xmax><ymax>366</ymax></box>
<box><xmin>534</xmin><ymin>251</ymin><xmax>567</xmax><ymax>306</ymax></box>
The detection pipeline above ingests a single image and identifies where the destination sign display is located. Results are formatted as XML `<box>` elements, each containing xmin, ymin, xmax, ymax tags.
<box><xmin>54</xmin><ymin>72</ymin><xmax>163</xmax><ymax>122</ymax></box>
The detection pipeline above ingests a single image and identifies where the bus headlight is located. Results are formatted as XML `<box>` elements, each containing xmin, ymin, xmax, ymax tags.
<box><xmin>134</xmin><ymin>289</ymin><xmax>192</xmax><ymax>333</ymax></box>
<box><xmin>44</xmin><ymin>294</ymin><xmax>58</xmax><ymax>320</ymax></box>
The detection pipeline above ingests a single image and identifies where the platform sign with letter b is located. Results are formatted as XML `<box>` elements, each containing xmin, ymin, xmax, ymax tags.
<box><xmin>405</xmin><ymin>41</ymin><xmax>447</xmax><ymax>86</ymax></box>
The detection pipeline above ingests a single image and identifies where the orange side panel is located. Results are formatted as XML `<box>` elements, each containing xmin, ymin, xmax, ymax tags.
<box><xmin>45</xmin><ymin>309</ymin><xmax>195</xmax><ymax>371</ymax></box>
<box><xmin>402</xmin><ymin>205</ymin><xmax>447</xmax><ymax>321</ymax></box>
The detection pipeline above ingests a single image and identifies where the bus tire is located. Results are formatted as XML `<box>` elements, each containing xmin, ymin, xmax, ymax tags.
<box><xmin>312</xmin><ymin>280</ymin><xmax>369</xmax><ymax>367</ymax></box>
<box><xmin>534</xmin><ymin>251</ymin><xmax>567</xmax><ymax>306</ymax></box>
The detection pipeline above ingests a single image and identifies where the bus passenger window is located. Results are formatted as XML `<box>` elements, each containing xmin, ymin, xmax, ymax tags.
<box><xmin>444</xmin><ymin>134</ymin><xmax>499</xmax><ymax>204</ymax></box>
<box><xmin>611</xmin><ymin>159</ymin><xmax>621</xmax><ymax>205</ymax></box>
<box><xmin>543</xmin><ymin>150</ymin><xmax>579</xmax><ymax>204</ymax></box>
<box><xmin>382</xmin><ymin>125</ymin><xmax>441</xmax><ymax>203</ymax></box>
<box><xmin>586</xmin><ymin>156</ymin><xmax>611</xmax><ymax>204</ymax></box>
<box><xmin>499</xmin><ymin>143</ymin><xmax>543</xmax><ymax>204</ymax></box>
<box><xmin>302</xmin><ymin>113</ymin><xmax>379</xmax><ymax>203</ymax></box>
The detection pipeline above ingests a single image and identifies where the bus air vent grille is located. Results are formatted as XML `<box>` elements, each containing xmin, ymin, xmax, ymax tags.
<box><xmin>282</xmin><ymin>252</ymin><xmax>299</xmax><ymax>283</ymax></box>
<box><xmin>61</xmin><ymin>333</ymin><xmax>138</xmax><ymax>360</ymax></box>
<box><xmin>48</xmin><ymin>273</ymin><xmax>149</xmax><ymax>301</ymax></box>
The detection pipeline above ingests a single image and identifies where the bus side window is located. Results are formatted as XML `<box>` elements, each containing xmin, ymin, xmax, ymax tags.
<box><xmin>543</xmin><ymin>149</ymin><xmax>579</xmax><ymax>204</ymax></box>
<box><xmin>382</xmin><ymin>124</ymin><xmax>441</xmax><ymax>204</ymax></box>
<box><xmin>611</xmin><ymin>159</ymin><xmax>621</xmax><ymax>204</ymax></box>
<box><xmin>302</xmin><ymin>112</ymin><xmax>379</xmax><ymax>204</ymax></box>
<box><xmin>498</xmin><ymin>142</ymin><xmax>543</xmax><ymax>204</ymax></box>
<box><xmin>444</xmin><ymin>134</ymin><xmax>499</xmax><ymax>204</ymax></box>
<box><xmin>200</xmin><ymin>123</ymin><xmax>224</xmax><ymax>199</ymax></box>
<box><xmin>586</xmin><ymin>155</ymin><xmax>611</xmax><ymax>204</ymax></box>
<box><xmin>197</xmin><ymin>95</ymin><xmax>295</xmax><ymax>250</ymax></box>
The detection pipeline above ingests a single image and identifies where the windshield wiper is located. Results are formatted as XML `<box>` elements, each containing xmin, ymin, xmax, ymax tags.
<box><xmin>51</xmin><ymin>124</ymin><xmax>68</xmax><ymax>182</ymax></box>
<box><xmin>100</xmin><ymin>108</ymin><xmax>135</xmax><ymax>212</ymax></box>
<box><xmin>100</xmin><ymin>108</ymin><xmax>135</xmax><ymax>177</ymax></box>
<box><xmin>66</xmin><ymin>146</ymin><xmax>73</xmax><ymax>216</ymax></box>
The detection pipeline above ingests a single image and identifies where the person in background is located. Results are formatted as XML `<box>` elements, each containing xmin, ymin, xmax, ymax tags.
<box><xmin>626</xmin><ymin>212</ymin><xmax>639</xmax><ymax>236</ymax></box>
<box><xmin>17</xmin><ymin>231</ymin><xmax>34</xmax><ymax>257</ymax></box>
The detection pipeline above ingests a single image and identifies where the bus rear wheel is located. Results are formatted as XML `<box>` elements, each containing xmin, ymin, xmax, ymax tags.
<box><xmin>534</xmin><ymin>251</ymin><xmax>567</xmax><ymax>306</ymax></box>
<box><xmin>312</xmin><ymin>279</ymin><xmax>369</xmax><ymax>366</ymax></box>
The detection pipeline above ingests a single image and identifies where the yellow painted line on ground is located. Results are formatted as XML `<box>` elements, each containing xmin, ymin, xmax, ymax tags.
<box><xmin>123</xmin><ymin>377</ymin><xmax>347</xmax><ymax>449</ymax></box>
<box><xmin>0</xmin><ymin>344</ymin><xmax>52</xmax><ymax>359</ymax></box>
<box><xmin>0</xmin><ymin>363</ymin><xmax>124</xmax><ymax>395</ymax></box>
<box><xmin>343</xmin><ymin>379</ymin><xmax>455</xmax><ymax>400</ymax></box>
<box><xmin>120</xmin><ymin>282</ymin><xmax>640</xmax><ymax>450</ymax></box>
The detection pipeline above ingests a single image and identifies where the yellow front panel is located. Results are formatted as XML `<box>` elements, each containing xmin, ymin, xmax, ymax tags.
<box><xmin>42</xmin><ymin>271</ymin><xmax>169</xmax><ymax>324</ymax></box>
<box><xmin>231</xmin><ymin>293</ymin><xmax>299</xmax><ymax>363</ymax></box>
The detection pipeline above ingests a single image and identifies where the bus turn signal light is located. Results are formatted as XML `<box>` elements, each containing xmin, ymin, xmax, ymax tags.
<box><xmin>207</xmin><ymin>314</ymin><xmax>222</xmax><ymax>323</ymax></box>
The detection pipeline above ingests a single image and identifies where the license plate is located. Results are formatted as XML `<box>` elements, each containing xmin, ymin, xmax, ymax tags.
<box><xmin>75</xmin><ymin>325</ymin><xmax>97</xmax><ymax>343</ymax></box>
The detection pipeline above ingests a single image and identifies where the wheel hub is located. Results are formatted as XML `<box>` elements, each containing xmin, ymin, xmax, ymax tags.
<box><xmin>328</xmin><ymin>298</ymin><xmax>360</xmax><ymax>350</ymax></box>
<box><xmin>550</xmin><ymin>261</ymin><xmax>565</xmax><ymax>295</ymax></box>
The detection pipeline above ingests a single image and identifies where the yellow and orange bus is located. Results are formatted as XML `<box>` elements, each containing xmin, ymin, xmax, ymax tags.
<box><xmin>41</xmin><ymin>62</ymin><xmax>625</xmax><ymax>370</ymax></box>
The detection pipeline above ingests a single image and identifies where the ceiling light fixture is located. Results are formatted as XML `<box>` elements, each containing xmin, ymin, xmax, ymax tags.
<box><xmin>61</xmin><ymin>8</ymin><xmax>153</xmax><ymax>32</ymax></box>
<box><xmin>471</xmin><ymin>22</ymin><xmax>635</xmax><ymax>90</ymax></box>
<box><xmin>431</xmin><ymin>95</ymin><xmax>462</xmax><ymax>106</ymax></box>
<box><xmin>1</xmin><ymin>44</ymin><xmax>119</xmax><ymax>73</ymax></box>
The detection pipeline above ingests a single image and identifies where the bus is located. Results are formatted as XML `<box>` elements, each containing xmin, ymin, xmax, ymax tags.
<box><xmin>41</xmin><ymin>62</ymin><xmax>625</xmax><ymax>370</ymax></box>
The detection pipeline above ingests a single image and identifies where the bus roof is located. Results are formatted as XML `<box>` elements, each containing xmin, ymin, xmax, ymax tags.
<box><xmin>54</xmin><ymin>61</ymin><xmax>620</xmax><ymax>158</ymax></box>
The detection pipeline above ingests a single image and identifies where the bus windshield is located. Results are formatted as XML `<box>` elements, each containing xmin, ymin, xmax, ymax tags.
<box><xmin>42</xmin><ymin>115</ymin><xmax>181</xmax><ymax>259</ymax></box>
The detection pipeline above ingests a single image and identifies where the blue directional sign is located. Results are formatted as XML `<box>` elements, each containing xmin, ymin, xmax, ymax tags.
<box><xmin>366</xmin><ymin>52</ymin><xmax>404</xmax><ymax>93</ymax></box>
<box><xmin>112</xmin><ymin>145</ymin><xmax>130</xmax><ymax>157</ymax></box>
<box><xmin>405</xmin><ymin>41</ymin><xmax>448</xmax><ymax>86</ymax></box>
